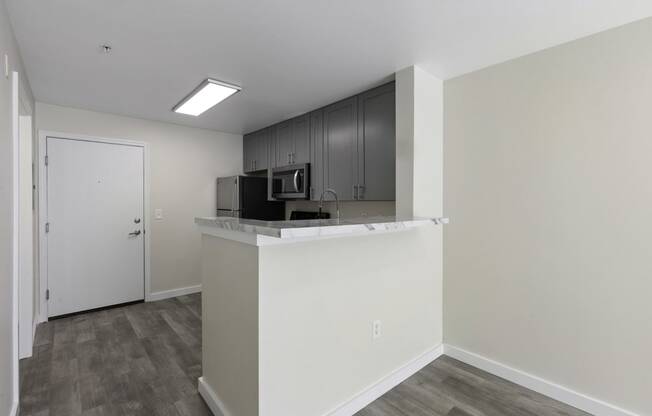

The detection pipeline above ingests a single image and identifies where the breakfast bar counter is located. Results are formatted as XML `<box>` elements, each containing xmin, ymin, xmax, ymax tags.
<box><xmin>196</xmin><ymin>215</ymin><xmax>446</xmax><ymax>416</ymax></box>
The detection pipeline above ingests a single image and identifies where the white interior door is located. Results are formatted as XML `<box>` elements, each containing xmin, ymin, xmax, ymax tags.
<box><xmin>46</xmin><ymin>137</ymin><xmax>145</xmax><ymax>317</ymax></box>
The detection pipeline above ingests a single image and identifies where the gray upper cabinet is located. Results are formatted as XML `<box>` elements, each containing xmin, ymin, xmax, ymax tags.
<box><xmin>323</xmin><ymin>97</ymin><xmax>358</xmax><ymax>201</ymax></box>
<box><xmin>274</xmin><ymin>115</ymin><xmax>310</xmax><ymax>167</ymax></box>
<box><xmin>309</xmin><ymin>110</ymin><xmax>324</xmax><ymax>201</ymax></box>
<box><xmin>292</xmin><ymin>114</ymin><xmax>310</xmax><ymax>164</ymax></box>
<box><xmin>275</xmin><ymin>121</ymin><xmax>293</xmax><ymax>167</ymax></box>
<box><xmin>243</xmin><ymin>133</ymin><xmax>255</xmax><ymax>173</ymax></box>
<box><xmin>243</xmin><ymin>82</ymin><xmax>396</xmax><ymax>202</ymax></box>
<box><xmin>256</xmin><ymin>128</ymin><xmax>269</xmax><ymax>171</ymax></box>
<box><xmin>243</xmin><ymin>129</ymin><xmax>269</xmax><ymax>173</ymax></box>
<box><xmin>357</xmin><ymin>82</ymin><xmax>396</xmax><ymax>200</ymax></box>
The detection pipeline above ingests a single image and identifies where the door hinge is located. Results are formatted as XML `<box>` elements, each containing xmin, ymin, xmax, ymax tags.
<box><xmin>45</xmin><ymin>222</ymin><xmax>50</xmax><ymax>233</ymax></box>
<box><xmin>46</xmin><ymin>289</ymin><xmax>50</xmax><ymax>300</ymax></box>
<box><xmin>45</xmin><ymin>155</ymin><xmax>49</xmax><ymax>166</ymax></box>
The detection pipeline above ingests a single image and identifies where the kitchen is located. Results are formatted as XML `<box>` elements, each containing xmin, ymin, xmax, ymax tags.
<box><xmin>215</xmin><ymin>81</ymin><xmax>398</xmax><ymax>223</ymax></box>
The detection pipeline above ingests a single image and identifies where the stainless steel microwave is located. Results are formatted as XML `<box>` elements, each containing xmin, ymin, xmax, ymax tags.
<box><xmin>271</xmin><ymin>163</ymin><xmax>310</xmax><ymax>200</ymax></box>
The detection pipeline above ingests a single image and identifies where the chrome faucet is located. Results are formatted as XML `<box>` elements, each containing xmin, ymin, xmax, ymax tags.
<box><xmin>319</xmin><ymin>188</ymin><xmax>340</xmax><ymax>220</ymax></box>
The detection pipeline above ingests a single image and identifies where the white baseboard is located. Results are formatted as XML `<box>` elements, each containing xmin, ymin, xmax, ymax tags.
<box><xmin>443</xmin><ymin>344</ymin><xmax>640</xmax><ymax>416</ymax></box>
<box><xmin>32</xmin><ymin>317</ymin><xmax>38</xmax><ymax>339</ymax></box>
<box><xmin>148</xmin><ymin>284</ymin><xmax>202</xmax><ymax>302</ymax></box>
<box><xmin>198</xmin><ymin>377</ymin><xmax>229</xmax><ymax>416</ymax></box>
<box><xmin>324</xmin><ymin>344</ymin><xmax>444</xmax><ymax>416</ymax></box>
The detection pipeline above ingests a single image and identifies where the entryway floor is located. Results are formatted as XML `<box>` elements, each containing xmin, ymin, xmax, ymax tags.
<box><xmin>20</xmin><ymin>294</ymin><xmax>590</xmax><ymax>416</ymax></box>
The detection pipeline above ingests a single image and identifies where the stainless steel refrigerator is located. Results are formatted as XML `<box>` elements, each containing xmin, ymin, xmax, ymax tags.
<box><xmin>216</xmin><ymin>176</ymin><xmax>285</xmax><ymax>220</ymax></box>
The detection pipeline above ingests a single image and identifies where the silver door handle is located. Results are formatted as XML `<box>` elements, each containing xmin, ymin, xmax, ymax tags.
<box><xmin>129</xmin><ymin>230</ymin><xmax>141</xmax><ymax>236</ymax></box>
<box><xmin>293</xmin><ymin>169</ymin><xmax>300</xmax><ymax>192</ymax></box>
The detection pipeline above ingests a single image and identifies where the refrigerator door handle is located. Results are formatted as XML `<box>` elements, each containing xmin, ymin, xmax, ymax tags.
<box><xmin>232</xmin><ymin>177</ymin><xmax>238</xmax><ymax>214</ymax></box>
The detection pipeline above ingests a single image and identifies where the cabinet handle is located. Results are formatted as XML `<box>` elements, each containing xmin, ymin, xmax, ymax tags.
<box><xmin>358</xmin><ymin>184</ymin><xmax>365</xmax><ymax>200</ymax></box>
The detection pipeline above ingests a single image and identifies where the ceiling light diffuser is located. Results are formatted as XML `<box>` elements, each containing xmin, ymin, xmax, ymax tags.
<box><xmin>173</xmin><ymin>78</ymin><xmax>241</xmax><ymax>116</ymax></box>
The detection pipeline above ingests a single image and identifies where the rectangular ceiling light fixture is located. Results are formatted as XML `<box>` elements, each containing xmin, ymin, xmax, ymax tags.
<box><xmin>173</xmin><ymin>78</ymin><xmax>241</xmax><ymax>116</ymax></box>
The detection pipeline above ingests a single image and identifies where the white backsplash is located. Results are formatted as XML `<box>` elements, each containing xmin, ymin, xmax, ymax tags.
<box><xmin>284</xmin><ymin>200</ymin><xmax>396</xmax><ymax>220</ymax></box>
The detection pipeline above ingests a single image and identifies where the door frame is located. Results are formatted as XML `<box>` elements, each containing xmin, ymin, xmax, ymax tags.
<box><xmin>37</xmin><ymin>130</ymin><xmax>152</xmax><ymax>321</ymax></box>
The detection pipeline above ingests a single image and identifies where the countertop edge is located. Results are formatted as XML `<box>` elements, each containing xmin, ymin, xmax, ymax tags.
<box><xmin>195</xmin><ymin>216</ymin><xmax>449</xmax><ymax>246</ymax></box>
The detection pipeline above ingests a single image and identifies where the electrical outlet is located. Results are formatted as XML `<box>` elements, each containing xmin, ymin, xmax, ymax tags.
<box><xmin>155</xmin><ymin>208</ymin><xmax>163</xmax><ymax>220</ymax></box>
<box><xmin>372</xmin><ymin>320</ymin><xmax>382</xmax><ymax>339</ymax></box>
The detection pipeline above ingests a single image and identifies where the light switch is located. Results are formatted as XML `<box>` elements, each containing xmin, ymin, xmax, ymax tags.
<box><xmin>155</xmin><ymin>208</ymin><xmax>163</xmax><ymax>220</ymax></box>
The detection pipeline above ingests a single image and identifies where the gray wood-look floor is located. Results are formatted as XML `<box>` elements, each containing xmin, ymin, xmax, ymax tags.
<box><xmin>356</xmin><ymin>355</ymin><xmax>590</xmax><ymax>416</ymax></box>
<box><xmin>20</xmin><ymin>295</ymin><xmax>210</xmax><ymax>416</ymax></box>
<box><xmin>20</xmin><ymin>294</ymin><xmax>590</xmax><ymax>416</ymax></box>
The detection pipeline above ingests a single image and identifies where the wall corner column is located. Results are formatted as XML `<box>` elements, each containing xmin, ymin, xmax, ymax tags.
<box><xmin>395</xmin><ymin>65</ymin><xmax>443</xmax><ymax>218</ymax></box>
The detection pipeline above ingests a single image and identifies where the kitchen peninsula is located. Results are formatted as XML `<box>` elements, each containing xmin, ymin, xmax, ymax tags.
<box><xmin>196</xmin><ymin>215</ymin><xmax>446</xmax><ymax>416</ymax></box>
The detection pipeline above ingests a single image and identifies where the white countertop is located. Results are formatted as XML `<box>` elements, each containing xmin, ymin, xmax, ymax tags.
<box><xmin>195</xmin><ymin>216</ymin><xmax>449</xmax><ymax>245</ymax></box>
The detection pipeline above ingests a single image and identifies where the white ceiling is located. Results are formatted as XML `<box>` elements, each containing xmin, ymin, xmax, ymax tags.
<box><xmin>6</xmin><ymin>0</ymin><xmax>652</xmax><ymax>134</ymax></box>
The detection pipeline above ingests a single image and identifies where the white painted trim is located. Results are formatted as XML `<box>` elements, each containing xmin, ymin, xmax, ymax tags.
<box><xmin>198</xmin><ymin>377</ymin><xmax>228</xmax><ymax>416</ymax></box>
<box><xmin>32</xmin><ymin>318</ymin><xmax>38</xmax><ymax>341</ymax></box>
<box><xmin>443</xmin><ymin>345</ymin><xmax>641</xmax><ymax>416</ymax></box>
<box><xmin>9</xmin><ymin>402</ymin><xmax>18</xmax><ymax>416</ymax></box>
<box><xmin>18</xmin><ymin>112</ymin><xmax>34</xmax><ymax>361</ymax></box>
<box><xmin>11</xmin><ymin>70</ymin><xmax>20</xmax><ymax>416</ymax></box>
<box><xmin>37</xmin><ymin>130</ymin><xmax>152</xmax><ymax>318</ymax></box>
<box><xmin>37</xmin><ymin>135</ymin><xmax>47</xmax><ymax>323</ymax></box>
<box><xmin>324</xmin><ymin>344</ymin><xmax>444</xmax><ymax>416</ymax></box>
<box><xmin>149</xmin><ymin>285</ymin><xmax>202</xmax><ymax>302</ymax></box>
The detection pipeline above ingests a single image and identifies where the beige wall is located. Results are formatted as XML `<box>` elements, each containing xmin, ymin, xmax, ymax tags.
<box><xmin>258</xmin><ymin>226</ymin><xmax>442</xmax><ymax>415</ymax></box>
<box><xmin>444</xmin><ymin>18</ymin><xmax>652</xmax><ymax>415</ymax></box>
<box><xmin>197</xmin><ymin>225</ymin><xmax>442</xmax><ymax>416</ymax></box>
<box><xmin>201</xmin><ymin>235</ymin><xmax>259</xmax><ymax>416</ymax></box>
<box><xmin>35</xmin><ymin>103</ymin><xmax>242</xmax><ymax>294</ymax></box>
<box><xmin>0</xmin><ymin>0</ymin><xmax>34</xmax><ymax>412</ymax></box>
<box><xmin>396</xmin><ymin>66</ymin><xmax>443</xmax><ymax>219</ymax></box>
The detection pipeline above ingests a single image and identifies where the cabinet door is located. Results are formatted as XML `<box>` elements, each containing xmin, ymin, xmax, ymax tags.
<box><xmin>268</xmin><ymin>126</ymin><xmax>277</xmax><ymax>169</ymax></box>
<box><xmin>357</xmin><ymin>82</ymin><xmax>395</xmax><ymax>200</ymax></box>
<box><xmin>292</xmin><ymin>114</ymin><xmax>310</xmax><ymax>164</ymax></box>
<box><xmin>255</xmin><ymin>128</ymin><xmax>269</xmax><ymax>171</ymax></box>
<box><xmin>275</xmin><ymin>121</ymin><xmax>293</xmax><ymax>167</ymax></box>
<box><xmin>243</xmin><ymin>133</ymin><xmax>255</xmax><ymax>173</ymax></box>
<box><xmin>323</xmin><ymin>97</ymin><xmax>358</xmax><ymax>201</ymax></box>
<box><xmin>309</xmin><ymin>110</ymin><xmax>324</xmax><ymax>201</ymax></box>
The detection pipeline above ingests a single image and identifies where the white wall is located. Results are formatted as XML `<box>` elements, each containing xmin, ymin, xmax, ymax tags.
<box><xmin>258</xmin><ymin>227</ymin><xmax>442</xmax><ymax>416</ymax></box>
<box><xmin>444</xmin><ymin>18</ymin><xmax>652</xmax><ymax>416</ymax></box>
<box><xmin>200</xmin><ymin>224</ymin><xmax>443</xmax><ymax>416</ymax></box>
<box><xmin>35</xmin><ymin>102</ymin><xmax>242</xmax><ymax>296</ymax></box>
<box><xmin>396</xmin><ymin>66</ymin><xmax>443</xmax><ymax>219</ymax></box>
<box><xmin>0</xmin><ymin>0</ymin><xmax>34</xmax><ymax>413</ymax></box>
<box><xmin>0</xmin><ymin>1</ymin><xmax>34</xmax><ymax>414</ymax></box>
